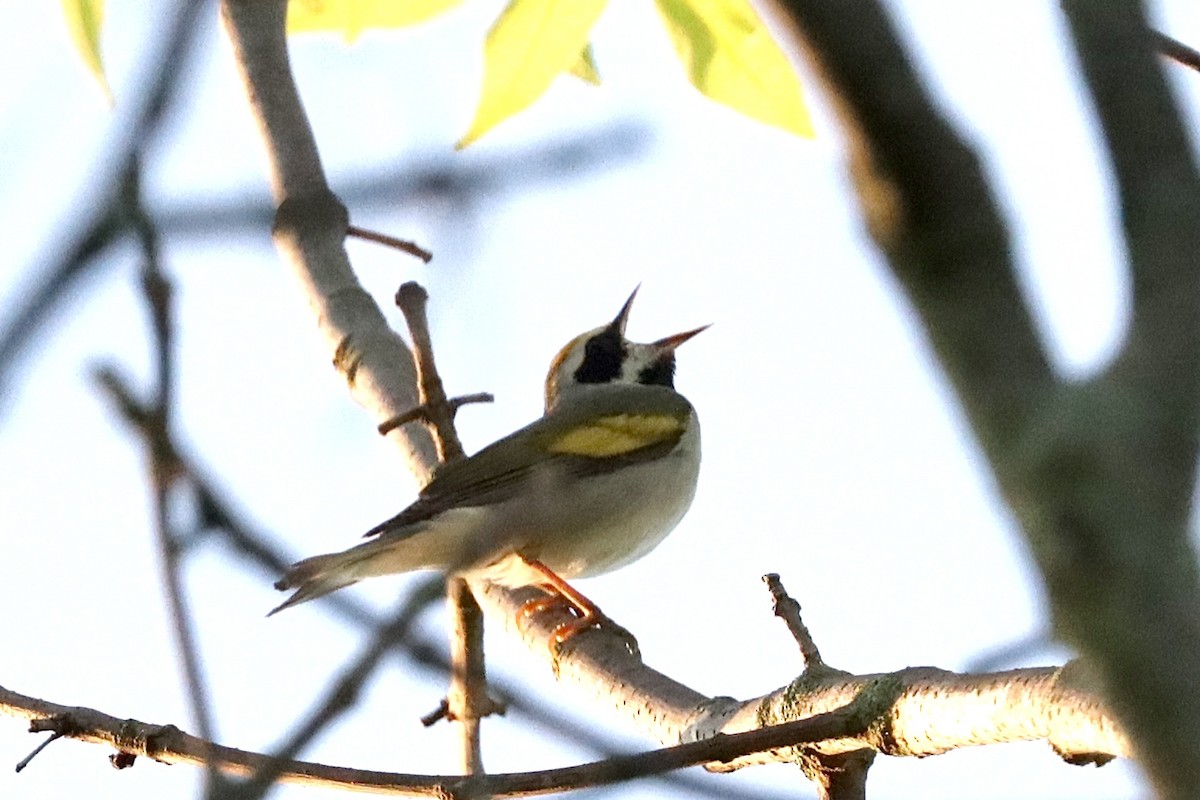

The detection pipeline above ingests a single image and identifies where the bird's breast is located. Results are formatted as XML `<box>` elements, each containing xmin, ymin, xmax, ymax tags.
<box><xmin>510</xmin><ymin>413</ymin><xmax>701</xmax><ymax>579</ymax></box>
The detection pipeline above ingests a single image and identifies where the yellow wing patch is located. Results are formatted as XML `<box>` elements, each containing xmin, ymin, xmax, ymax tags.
<box><xmin>548</xmin><ymin>414</ymin><xmax>684</xmax><ymax>458</ymax></box>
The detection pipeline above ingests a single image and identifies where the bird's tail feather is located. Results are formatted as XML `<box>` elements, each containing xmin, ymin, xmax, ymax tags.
<box><xmin>269</xmin><ymin>524</ymin><xmax>449</xmax><ymax>616</ymax></box>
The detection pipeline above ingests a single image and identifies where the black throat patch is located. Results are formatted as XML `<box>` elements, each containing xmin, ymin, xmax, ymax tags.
<box><xmin>637</xmin><ymin>356</ymin><xmax>676</xmax><ymax>389</ymax></box>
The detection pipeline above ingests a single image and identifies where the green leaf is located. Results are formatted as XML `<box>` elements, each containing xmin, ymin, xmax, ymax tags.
<box><xmin>458</xmin><ymin>0</ymin><xmax>608</xmax><ymax>149</ymax></box>
<box><xmin>287</xmin><ymin>0</ymin><xmax>463</xmax><ymax>42</ymax></box>
<box><xmin>60</xmin><ymin>0</ymin><xmax>112</xmax><ymax>102</ymax></box>
<box><xmin>653</xmin><ymin>0</ymin><xmax>813</xmax><ymax>137</ymax></box>
<box><xmin>570</xmin><ymin>42</ymin><xmax>602</xmax><ymax>86</ymax></box>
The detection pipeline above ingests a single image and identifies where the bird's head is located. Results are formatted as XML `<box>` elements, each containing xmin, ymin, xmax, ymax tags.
<box><xmin>544</xmin><ymin>287</ymin><xmax>708</xmax><ymax>411</ymax></box>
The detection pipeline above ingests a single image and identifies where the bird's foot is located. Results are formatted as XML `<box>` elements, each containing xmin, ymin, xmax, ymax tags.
<box><xmin>517</xmin><ymin>592</ymin><xmax>640</xmax><ymax>660</ymax></box>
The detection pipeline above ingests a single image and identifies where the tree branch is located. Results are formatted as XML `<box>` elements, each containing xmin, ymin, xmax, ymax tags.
<box><xmin>220</xmin><ymin>0</ymin><xmax>439</xmax><ymax>483</ymax></box>
<box><xmin>773</xmin><ymin>1</ymin><xmax>1200</xmax><ymax>796</ymax></box>
<box><xmin>473</xmin><ymin>582</ymin><xmax>1128</xmax><ymax>770</ymax></box>
<box><xmin>1</xmin><ymin>650</ymin><xmax>1127</xmax><ymax>797</ymax></box>
<box><xmin>391</xmin><ymin>281</ymin><xmax>501</xmax><ymax>778</ymax></box>
<box><xmin>123</xmin><ymin>156</ymin><xmax>222</xmax><ymax>792</ymax></box>
<box><xmin>774</xmin><ymin>0</ymin><xmax>1055</xmax><ymax>458</ymax></box>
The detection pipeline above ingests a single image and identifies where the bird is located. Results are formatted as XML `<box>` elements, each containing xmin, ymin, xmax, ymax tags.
<box><xmin>270</xmin><ymin>288</ymin><xmax>705</xmax><ymax>645</ymax></box>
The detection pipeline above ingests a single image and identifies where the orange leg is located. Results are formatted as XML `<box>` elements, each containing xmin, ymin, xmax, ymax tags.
<box><xmin>517</xmin><ymin>559</ymin><xmax>639</xmax><ymax>658</ymax></box>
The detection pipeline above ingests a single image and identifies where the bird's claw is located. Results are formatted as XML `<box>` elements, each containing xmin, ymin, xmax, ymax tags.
<box><xmin>517</xmin><ymin>593</ymin><xmax>641</xmax><ymax>660</ymax></box>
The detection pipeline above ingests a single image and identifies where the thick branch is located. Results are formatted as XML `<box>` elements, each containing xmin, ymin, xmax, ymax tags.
<box><xmin>1063</xmin><ymin>2</ymin><xmax>1200</xmax><ymax>508</ymax></box>
<box><xmin>774</xmin><ymin>2</ymin><xmax>1200</xmax><ymax>797</ymax></box>
<box><xmin>473</xmin><ymin>582</ymin><xmax>1129</xmax><ymax>766</ymax></box>
<box><xmin>775</xmin><ymin>0</ymin><xmax>1054</xmax><ymax>460</ymax></box>
<box><xmin>220</xmin><ymin>0</ymin><xmax>438</xmax><ymax>483</ymax></box>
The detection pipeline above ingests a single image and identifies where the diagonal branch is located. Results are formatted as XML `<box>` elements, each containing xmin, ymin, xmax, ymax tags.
<box><xmin>776</xmin><ymin>0</ymin><xmax>1055</xmax><ymax>462</ymax></box>
<box><xmin>774</xmin><ymin>1</ymin><xmax>1200</xmax><ymax>797</ymax></box>
<box><xmin>392</xmin><ymin>281</ymin><xmax>501</xmax><ymax>778</ymax></box>
<box><xmin>1064</xmin><ymin>1</ymin><xmax>1200</xmax><ymax>510</ymax></box>
<box><xmin>221</xmin><ymin>0</ymin><xmax>439</xmax><ymax>484</ymax></box>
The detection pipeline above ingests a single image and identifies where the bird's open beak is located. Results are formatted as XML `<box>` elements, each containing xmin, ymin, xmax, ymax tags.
<box><xmin>611</xmin><ymin>286</ymin><xmax>708</xmax><ymax>352</ymax></box>
<box><xmin>609</xmin><ymin>286</ymin><xmax>640</xmax><ymax>336</ymax></box>
<box><xmin>653</xmin><ymin>324</ymin><xmax>710</xmax><ymax>354</ymax></box>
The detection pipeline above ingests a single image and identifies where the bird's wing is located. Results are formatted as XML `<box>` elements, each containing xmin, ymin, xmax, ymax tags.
<box><xmin>363</xmin><ymin>385</ymin><xmax>693</xmax><ymax>537</ymax></box>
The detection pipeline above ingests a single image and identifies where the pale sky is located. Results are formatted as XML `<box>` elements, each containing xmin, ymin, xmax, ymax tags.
<box><xmin>3</xmin><ymin>1</ymin><xmax>1198</xmax><ymax>798</ymax></box>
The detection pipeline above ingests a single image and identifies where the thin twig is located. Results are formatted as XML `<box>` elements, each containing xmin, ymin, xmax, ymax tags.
<box><xmin>347</xmin><ymin>224</ymin><xmax>433</xmax><ymax>263</ymax></box>
<box><xmin>394</xmin><ymin>282</ymin><xmax>467</xmax><ymax>461</ymax></box>
<box><xmin>122</xmin><ymin>155</ymin><xmax>221</xmax><ymax>792</ymax></box>
<box><xmin>447</xmin><ymin>579</ymin><xmax>491</xmax><ymax>776</ymax></box>
<box><xmin>393</xmin><ymin>282</ymin><xmax>497</xmax><ymax>777</ymax></box>
<box><xmin>762</xmin><ymin>574</ymin><xmax>824</xmax><ymax>672</ymax></box>
<box><xmin>420</xmin><ymin>699</ymin><xmax>450</xmax><ymax>728</ymax></box>
<box><xmin>0</xmin><ymin>0</ymin><xmax>207</xmax><ymax>401</ymax></box>
<box><xmin>14</xmin><ymin>731</ymin><xmax>64</xmax><ymax>773</ymax></box>
<box><xmin>227</xmin><ymin>583</ymin><xmax>443</xmax><ymax>800</ymax></box>
<box><xmin>1156</xmin><ymin>30</ymin><xmax>1200</xmax><ymax>73</ymax></box>
<box><xmin>377</xmin><ymin>393</ymin><xmax>494</xmax><ymax>436</ymax></box>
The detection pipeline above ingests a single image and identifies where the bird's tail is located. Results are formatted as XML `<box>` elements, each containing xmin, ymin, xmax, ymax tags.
<box><xmin>269</xmin><ymin>526</ymin><xmax>443</xmax><ymax>616</ymax></box>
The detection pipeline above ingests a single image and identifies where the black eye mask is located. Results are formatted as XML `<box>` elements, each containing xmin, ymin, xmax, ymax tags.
<box><xmin>573</xmin><ymin>329</ymin><xmax>626</xmax><ymax>384</ymax></box>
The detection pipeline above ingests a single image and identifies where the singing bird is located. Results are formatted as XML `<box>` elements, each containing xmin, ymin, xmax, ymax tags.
<box><xmin>272</xmin><ymin>289</ymin><xmax>705</xmax><ymax>640</ymax></box>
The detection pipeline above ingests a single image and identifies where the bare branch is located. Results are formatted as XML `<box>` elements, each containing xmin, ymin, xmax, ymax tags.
<box><xmin>1</xmin><ymin>654</ymin><xmax>1127</xmax><ymax>796</ymax></box>
<box><xmin>1</xmin><ymin>682</ymin><xmax>863</xmax><ymax>797</ymax></box>
<box><xmin>1156</xmin><ymin>31</ymin><xmax>1200</xmax><ymax>74</ymax></box>
<box><xmin>391</xmin><ymin>282</ymin><xmax>499</xmax><ymax>777</ymax></box>
<box><xmin>220</xmin><ymin>0</ymin><xmax>439</xmax><ymax>483</ymax></box>
<box><xmin>776</xmin><ymin>0</ymin><xmax>1054</xmax><ymax>455</ymax></box>
<box><xmin>473</xmin><ymin>582</ymin><xmax>1128</xmax><ymax>768</ymax></box>
<box><xmin>0</xmin><ymin>0</ymin><xmax>207</xmax><ymax>404</ymax></box>
<box><xmin>98</xmin><ymin>161</ymin><xmax>223</xmax><ymax>791</ymax></box>
<box><xmin>1064</xmin><ymin>1</ymin><xmax>1200</xmax><ymax>504</ymax></box>
<box><xmin>763</xmin><ymin>574</ymin><xmax>825</xmax><ymax>672</ymax></box>
<box><xmin>228</xmin><ymin>584</ymin><xmax>442</xmax><ymax>799</ymax></box>
<box><xmin>347</xmin><ymin>225</ymin><xmax>433</xmax><ymax>263</ymax></box>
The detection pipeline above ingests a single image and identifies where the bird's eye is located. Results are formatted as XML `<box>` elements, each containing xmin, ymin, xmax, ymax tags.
<box><xmin>574</xmin><ymin>331</ymin><xmax>625</xmax><ymax>384</ymax></box>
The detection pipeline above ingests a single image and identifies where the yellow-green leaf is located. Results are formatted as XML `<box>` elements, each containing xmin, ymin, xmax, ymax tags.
<box><xmin>458</xmin><ymin>0</ymin><xmax>608</xmax><ymax>149</ymax></box>
<box><xmin>61</xmin><ymin>0</ymin><xmax>111</xmax><ymax>102</ymax></box>
<box><xmin>570</xmin><ymin>43</ymin><xmax>602</xmax><ymax>86</ymax></box>
<box><xmin>653</xmin><ymin>0</ymin><xmax>813</xmax><ymax>137</ymax></box>
<box><xmin>287</xmin><ymin>0</ymin><xmax>463</xmax><ymax>42</ymax></box>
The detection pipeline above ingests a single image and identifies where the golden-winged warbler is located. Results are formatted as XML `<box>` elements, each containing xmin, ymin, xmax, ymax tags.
<box><xmin>272</xmin><ymin>288</ymin><xmax>705</xmax><ymax>636</ymax></box>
